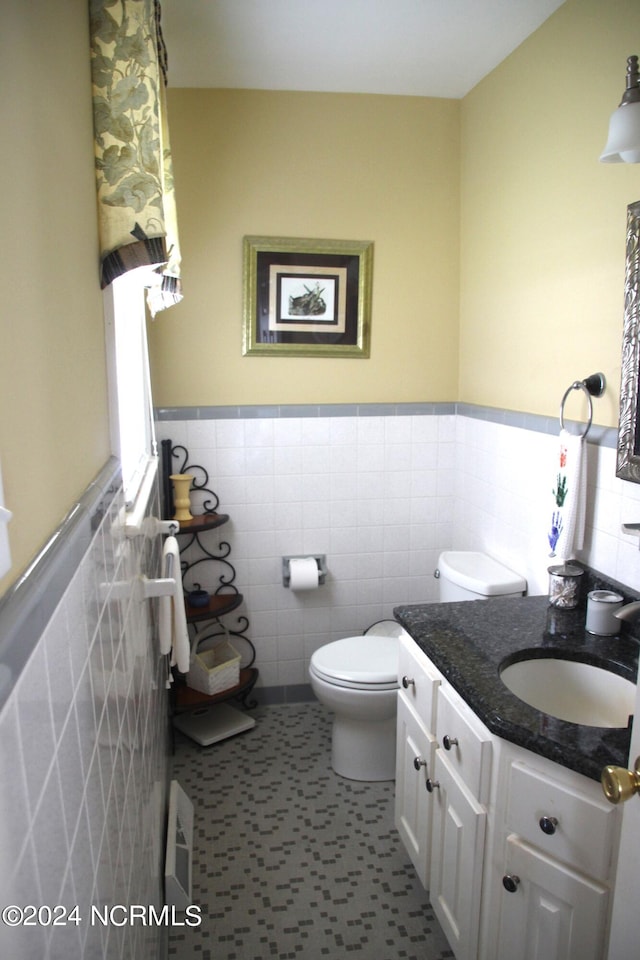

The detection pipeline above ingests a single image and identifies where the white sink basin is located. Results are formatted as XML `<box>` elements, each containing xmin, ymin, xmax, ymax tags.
<box><xmin>499</xmin><ymin>658</ymin><xmax>635</xmax><ymax>727</ymax></box>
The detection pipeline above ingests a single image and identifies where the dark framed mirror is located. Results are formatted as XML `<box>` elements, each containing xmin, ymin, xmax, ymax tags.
<box><xmin>617</xmin><ymin>200</ymin><xmax>640</xmax><ymax>482</ymax></box>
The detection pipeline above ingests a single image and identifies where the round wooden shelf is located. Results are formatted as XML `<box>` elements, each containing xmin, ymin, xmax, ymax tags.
<box><xmin>174</xmin><ymin>667</ymin><xmax>259</xmax><ymax>712</ymax></box>
<box><xmin>176</xmin><ymin>512</ymin><xmax>230</xmax><ymax>534</ymax></box>
<box><xmin>185</xmin><ymin>592</ymin><xmax>243</xmax><ymax>623</ymax></box>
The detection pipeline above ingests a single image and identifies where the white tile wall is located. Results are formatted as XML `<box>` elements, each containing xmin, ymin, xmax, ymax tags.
<box><xmin>454</xmin><ymin>417</ymin><xmax>640</xmax><ymax>596</ymax></box>
<box><xmin>156</xmin><ymin>409</ymin><xmax>640</xmax><ymax>694</ymax></box>
<box><xmin>158</xmin><ymin>414</ymin><xmax>456</xmax><ymax>692</ymax></box>
<box><xmin>0</xmin><ymin>482</ymin><xmax>169</xmax><ymax>960</ymax></box>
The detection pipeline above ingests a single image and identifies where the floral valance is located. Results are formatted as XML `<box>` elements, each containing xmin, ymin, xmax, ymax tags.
<box><xmin>89</xmin><ymin>0</ymin><xmax>182</xmax><ymax>315</ymax></box>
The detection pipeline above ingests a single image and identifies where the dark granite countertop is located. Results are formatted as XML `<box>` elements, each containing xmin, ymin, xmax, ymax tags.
<box><xmin>394</xmin><ymin>594</ymin><xmax>639</xmax><ymax>782</ymax></box>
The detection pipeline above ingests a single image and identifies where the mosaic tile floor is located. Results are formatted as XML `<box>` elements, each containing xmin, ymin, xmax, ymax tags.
<box><xmin>168</xmin><ymin>701</ymin><xmax>454</xmax><ymax>960</ymax></box>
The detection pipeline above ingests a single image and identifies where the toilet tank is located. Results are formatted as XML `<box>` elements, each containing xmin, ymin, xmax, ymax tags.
<box><xmin>436</xmin><ymin>551</ymin><xmax>526</xmax><ymax>602</ymax></box>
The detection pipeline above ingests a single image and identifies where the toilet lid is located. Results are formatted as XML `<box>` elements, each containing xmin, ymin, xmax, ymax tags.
<box><xmin>310</xmin><ymin>635</ymin><xmax>399</xmax><ymax>688</ymax></box>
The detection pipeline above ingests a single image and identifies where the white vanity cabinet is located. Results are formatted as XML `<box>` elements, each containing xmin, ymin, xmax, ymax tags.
<box><xmin>491</xmin><ymin>755</ymin><xmax>618</xmax><ymax>960</ymax></box>
<box><xmin>395</xmin><ymin>636</ymin><xmax>440</xmax><ymax>887</ymax></box>
<box><xmin>395</xmin><ymin>636</ymin><xmax>622</xmax><ymax>960</ymax></box>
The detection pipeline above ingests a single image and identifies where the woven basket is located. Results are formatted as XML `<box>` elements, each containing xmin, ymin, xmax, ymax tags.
<box><xmin>187</xmin><ymin>640</ymin><xmax>241</xmax><ymax>696</ymax></box>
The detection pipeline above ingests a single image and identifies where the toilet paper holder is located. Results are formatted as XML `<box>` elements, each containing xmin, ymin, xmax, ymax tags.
<box><xmin>282</xmin><ymin>554</ymin><xmax>328</xmax><ymax>588</ymax></box>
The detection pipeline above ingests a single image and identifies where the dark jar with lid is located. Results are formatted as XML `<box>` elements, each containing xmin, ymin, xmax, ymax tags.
<box><xmin>547</xmin><ymin>563</ymin><xmax>583</xmax><ymax>609</ymax></box>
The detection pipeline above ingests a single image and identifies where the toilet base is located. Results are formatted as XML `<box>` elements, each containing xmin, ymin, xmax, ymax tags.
<box><xmin>331</xmin><ymin>715</ymin><xmax>396</xmax><ymax>781</ymax></box>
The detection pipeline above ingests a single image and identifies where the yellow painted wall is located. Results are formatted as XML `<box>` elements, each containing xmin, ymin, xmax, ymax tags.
<box><xmin>460</xmin><ymin>0</ymin><xmax>640</xmax><ymax>425</ymax></box>
<box><xmin>152</xmin><ymin>0</ymin><xmax>640</xmax><ymax>428</ymax></box>
<box><xmin>2</xmin><ymin>0</ymin><xmax>637</xmax><ymax>596</ymax></box>
<box><xmin>149</xmin><ymin>90</ymin><xmax>460</xmax><ymax>405</ymax></box>
<box><xmin>0</xmin><ymin>1</ymin><xmax>110</xmax><ymax>593</ymax></box>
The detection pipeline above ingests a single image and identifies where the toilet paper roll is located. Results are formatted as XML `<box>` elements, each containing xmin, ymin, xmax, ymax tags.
<box><xmin>289</xmin><ymin>557</ymin><xmax>319</xmax><ymax>591</ymax></box>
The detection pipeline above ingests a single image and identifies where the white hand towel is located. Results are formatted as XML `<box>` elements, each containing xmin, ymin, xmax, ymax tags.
<box><xmin>547</xmin><ymin>429</ymin><xmax>586</xmax><ymax>561</ymax></box>
<box><xmin>161</xmin><ymin>536</ymin><xmax>190</xmax><ymax>673</ymax></box>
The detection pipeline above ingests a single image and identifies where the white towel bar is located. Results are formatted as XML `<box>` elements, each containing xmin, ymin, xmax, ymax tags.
<box><xmin>142</xmin><ymin>575</ymin><xmax>178</xmax><ymax>598</ymax></box>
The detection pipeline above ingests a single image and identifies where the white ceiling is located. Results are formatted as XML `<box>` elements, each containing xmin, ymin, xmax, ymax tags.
<box><xmin>161</xmin><ymin>0</ymin><xmax>566</xmax><ymax>99</ymax></box>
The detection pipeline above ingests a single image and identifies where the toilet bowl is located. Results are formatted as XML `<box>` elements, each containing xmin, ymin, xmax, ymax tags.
<box><xmin>309</xmin><ymin>622</ymin><xmax>405</xmax><ymax>782</ymax></box>
<box><xmin>310</xmin><ymin>554</ymin><xmax>526</xmax><ymax>783</ymax></box>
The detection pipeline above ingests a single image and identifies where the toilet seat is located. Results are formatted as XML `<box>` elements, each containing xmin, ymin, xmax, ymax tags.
<box><xmin>310</xmin><ymin>635</ymin><xmax>399</xmax><ymax>691</ymax></box>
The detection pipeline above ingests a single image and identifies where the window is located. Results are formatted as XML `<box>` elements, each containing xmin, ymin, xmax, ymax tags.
<box><xmin>0</xmin><ymin>456</ymin><xmax>12</xmax><ymax>578</ymax></box>
<box><xmin>103</xmin><ymin>268</ymin><xmax>158</xmax><ymax>526</ymax></box>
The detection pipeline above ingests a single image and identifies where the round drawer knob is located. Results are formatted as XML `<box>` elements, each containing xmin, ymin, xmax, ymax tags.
<box><xmin>413</xmin><ymin>756</ymin><xmax>427</xmax><ymax>771</ymax></box>
<box><xmin>539</xmin><ymin>816</ymin><xmax>558</xmax><ymax>835</ymax></box>
<box><xmin>402</xmin><ymin>676</ymin><xmax>415</xmax><ymax>689</ymax></box>
<box><xmin>426</xmin><ymin>778</ymin><xmax>440</xmax><ymax>793</ymax></box>
<box><xmin>502</xmin><ymin>874</ymin><xmax>520</xmax><ymax>893</ymax></box>
<box><xmin>442</xmin><ymin>734</ymin><xmax>459</xmax><ymax>751</ymax></box>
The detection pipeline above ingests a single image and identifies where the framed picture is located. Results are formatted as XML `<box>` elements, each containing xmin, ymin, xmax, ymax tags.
<box><xmin>242</xmin><ymin>236</ymin><xmax>373</xmax><ymax>357</ymax></box>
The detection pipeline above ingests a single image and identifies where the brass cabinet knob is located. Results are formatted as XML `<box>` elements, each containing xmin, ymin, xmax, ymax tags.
<box><xmin>413</xmin><ymin>756</ymin><xmax>427</xmax><ymax>771</ymax></box>
<box><xmin>402</xmin><ymin>676</ymin><xmax>415</xmax><ymax>689</ymax></box>
<box><xmin>442</xmin><ymin>734</ymin><xmax>459</xmax><ymax>751</ymax></box>
<box><xmin>601</xmin><ymin>757</ymin><xmax>640</xmax><ymax>805</ymax></box>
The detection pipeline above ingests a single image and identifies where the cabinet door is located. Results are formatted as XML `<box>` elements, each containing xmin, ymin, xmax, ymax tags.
<box><xmin>436</xmin><ymin>683</ymin><xmax>492</xmax><ymax>804</ymax></box>
<box><xmin>496</xmin><ymin>835</ymin><xmax>609</xmax><ymax>960</ymax></box>
<box><xmin>395</xmin><ymin>695</ymin><xmax>437</xmax><ymax>888</ymax></box>
<box><xmin>398</xmin><ymin>635</ymin><xmax>440</xmax><ymax>733</ymax></box>
<box><xmin>429</xmin><ymin>750</ymin><xmax>486</xmax><ymax>960</ymax></box>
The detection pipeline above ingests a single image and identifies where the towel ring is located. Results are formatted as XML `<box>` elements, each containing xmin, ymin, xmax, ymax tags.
<box><xmin>559</xmin><ymin>372</ymin><xmax>606</xmax><ymax>438</ymax></box>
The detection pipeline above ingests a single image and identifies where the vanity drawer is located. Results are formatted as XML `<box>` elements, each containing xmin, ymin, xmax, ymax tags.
<box><xmin>398</xmin><ymin>635</ymin><xmax>440</xmax><ymax>733</ymax></box>
<box><xmin>435</xmin><ymin>683</ymin><xmax>492</xmax><ymax>805</ymax></box>
<box><xmin>506</xmin><ymin>761</ymin><xmax>618</xmax><ymax>882</ymax></box>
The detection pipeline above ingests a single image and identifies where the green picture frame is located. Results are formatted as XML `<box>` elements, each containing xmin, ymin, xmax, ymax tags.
<box><xmin>242</xmin><ymin>236</ymin><xmax>373</xmax><ymax>358</ymax></box>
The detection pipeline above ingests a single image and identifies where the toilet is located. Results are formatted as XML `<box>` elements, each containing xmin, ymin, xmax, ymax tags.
<box><xmin>309</xmin><ymin>552</ymin><xmax>526</xmax><ymax>783</ymax></box>
<box><xmin>309</xmin><ymin>620</ymin><xmax>405</xmax><ymax>782</ymax></box>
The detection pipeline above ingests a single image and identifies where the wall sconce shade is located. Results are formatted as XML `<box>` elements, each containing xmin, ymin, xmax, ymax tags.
<box><xmin>601</xmin><ymin>55</ymin><xmax>640</xmax><ymax>163</ymax></box>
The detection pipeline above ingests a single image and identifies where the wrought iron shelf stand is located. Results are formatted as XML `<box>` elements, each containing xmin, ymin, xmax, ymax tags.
<box><xmin>162</xmin><ymin>440</ymin><xmax>258</xmax><ymax>714</ymax></box>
